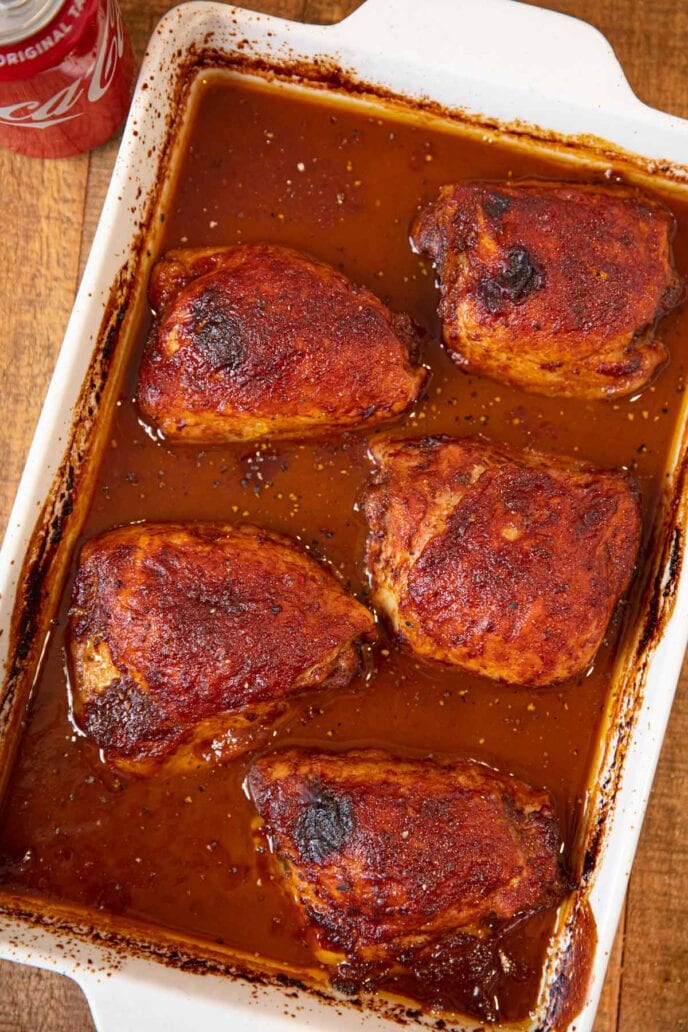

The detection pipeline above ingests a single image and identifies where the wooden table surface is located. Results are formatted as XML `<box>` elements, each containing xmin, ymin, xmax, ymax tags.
<box><xmin>0</xmin><ymin>1</ymin><xmax>686</xmax><ymax>1029</ymax></box>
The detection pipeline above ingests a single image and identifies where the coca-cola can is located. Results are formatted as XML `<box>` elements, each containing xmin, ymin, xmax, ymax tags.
<box><xmin>0</xmin><ymin>0</ymin><xmax>135</xmax><ymax>158</ymax></box>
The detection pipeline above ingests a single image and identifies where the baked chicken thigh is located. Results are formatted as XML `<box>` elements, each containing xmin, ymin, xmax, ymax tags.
<box><xmin>137</xmin><ymin>244</ymin><xmax>428</xmax><ymax>442</ymax></box>
<box><xmin>68</xmin><ymin>523</ymin><xmax>376</xmax><ymax>774</ymax></box>
<box><xmin>248</xmin><ymin>748</ymin><xmax>564</xmax><ymax>962</ymax></box>
<box><xmin>363</xmin><ymin>436</ymin><xmax>641</xmax><ymax>686</ymax></box>
<box><xmin>411</xmin><ymin>181</ymin><xmax>683</xmax><ymax>398</ymax></box>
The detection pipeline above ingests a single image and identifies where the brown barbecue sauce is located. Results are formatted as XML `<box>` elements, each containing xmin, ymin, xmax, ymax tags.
<box><xmin>1</xmin><ymin>70</ymin><xmax>687</xmax><ymax>1024</ymax></box>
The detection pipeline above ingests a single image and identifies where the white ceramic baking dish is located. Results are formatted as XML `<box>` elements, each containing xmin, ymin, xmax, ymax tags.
<box><xmin>1</xmin><ymin>2</ymin><xmax>688</xmax><ymax>1030</ymax></box>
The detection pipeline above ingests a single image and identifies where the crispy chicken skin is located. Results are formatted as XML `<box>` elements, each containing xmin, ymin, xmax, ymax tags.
<box><xmin>137</xmin><ymin>244</ymin><xmax>429</xmax><ymax>442</ymax></box>
<box><xmin>248</xmin><ymin>749</ymin><xmax>564</xmax><ymax>961</ymax></box>
<box><xmin>68</xmin><ymin>523</ymin><xmax>376</xmax><ymax>774</ymax></box>
<box><xmin>411</xmin><ymin>181</ymin><xmax>683</xmax><ymax>398</ymax></box>
<box><xmin>363</xmin><ymin>436</ymin><xmax>641</xmax><ymax>687</ymax></box>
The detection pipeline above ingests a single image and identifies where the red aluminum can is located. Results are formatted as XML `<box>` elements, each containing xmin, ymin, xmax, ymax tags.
<box><xmin>0</xmin><ymin>0</ymin><xmax>135</xmax><ymax>158</ymax></box>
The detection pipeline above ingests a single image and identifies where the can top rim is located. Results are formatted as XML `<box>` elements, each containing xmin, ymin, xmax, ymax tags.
<box><xmin>0</xmin><ymin>0</ymin><xmax>64</xmax><ymax>48</ymax></box>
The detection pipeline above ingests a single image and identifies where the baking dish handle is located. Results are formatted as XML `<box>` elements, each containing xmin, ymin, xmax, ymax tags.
<box><xmin>79</xmin><ymin>971</ymin><xmax>260</xmax><ymax>1032</ymax></box>
<box><xmin>77</xmin><ymin>964</ymin><xmax>392</xmax><ymax>1032</ymax></box>
<box><xmin>330</xmin><ymin>0</ymin><xmax>642</xmax><ymax>117</ymax></box>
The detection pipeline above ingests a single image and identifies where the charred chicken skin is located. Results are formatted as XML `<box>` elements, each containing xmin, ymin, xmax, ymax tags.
<box><xmin>363</xmin><ymin>436</ymin><xmax>641</xmax><ymax>686</ymax></box>
<box><xmin>248</xmin><ymin>748</ymin><xmax>564</xmax><ymax>962</ymax></box>
<box><xmin>411</xmin><ymin>181</ymin><xmax>683</xmax><ymax>398</ymax></box>
<box><xmin>137</xmin><ymin>244</ymin><xmax>428</xmax><ymax>442</ymax></box>
<box><xmin>68</xmin><ymin>523</ymin><xmax>376</xmax><ymax>774</ymax></box>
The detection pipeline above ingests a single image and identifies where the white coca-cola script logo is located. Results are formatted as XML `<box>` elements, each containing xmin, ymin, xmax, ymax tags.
<box><xmin>0</xmin><ymin>0</ymin><xmax>125</xmax><ymax>129</ymax></box>
<box><xmin>88</xmin><ymin>0</ymin><xmax>125</xmax><ymax>102</ymax></box>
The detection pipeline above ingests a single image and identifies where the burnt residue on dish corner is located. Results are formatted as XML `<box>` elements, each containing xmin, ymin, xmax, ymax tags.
<box><xmin>542</xmin><ymin>898</ymin><xmax>597</xmax><ymax>1032</ymax></box>
<box><xmin>637</xmin><ymin>447</ymin><xmax>688</xmax><ymax>655</ymax></box>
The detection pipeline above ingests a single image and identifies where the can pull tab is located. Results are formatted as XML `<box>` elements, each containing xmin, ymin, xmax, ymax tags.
<box><xmin>0</xmin><ymin>0</ymin><xmax>68</xmax><ymax>46</ymax></box>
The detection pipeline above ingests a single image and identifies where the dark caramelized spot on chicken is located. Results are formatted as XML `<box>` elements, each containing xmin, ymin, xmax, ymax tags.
<box><xmin>249</xmin><ymin>749</ymin><xmax>564</xmax><ymax>963</ymax></box>
<box><xmin>190</xmin><ymin>287</ymin><xmax>246</xmax><ymax>373</ymax></box>
<box><xmin>295</xmin><ymin>788</ymin><xmax>355</xmax><ymax>863</ymax></box>
<box><xmin>137</xmin><ymin>243</ymin><xmax>429</xmax><ymax>442</ymax></box>
<box><xmin>81</xmin><ymin>675</ymin><xmax>181</xmax><ymax>755</ymax></box>
<box><xmin>477</xmin><ymin>245</ymin><xmax>546</xmax><ymax>312</ymax></box>
<box><xmin>482</xmin><ymin>191</ymin><xmax>511</xmax><ymax>220</ymax></box>
<box><xmin>68</xmin><ymin>523</ymin><xmax>376</xmax><ymax>774</ymax></box>
<box><xmin>412</xmin><ymin>180</ymin><xmax>684</xmax><ymax>398</ymax></box>
<box><xmin>363</xmin><ymin>435</ymin><xmax>641</xmax><ymax>686</ymax></box>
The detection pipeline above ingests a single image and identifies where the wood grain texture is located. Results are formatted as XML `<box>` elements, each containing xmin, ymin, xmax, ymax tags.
<box><xmin>0</xmin><ymin>154</ymin><xmax>89</xmax><ymax>540</ymax></box>
<box><xmin>0</xmin><ymin>963</ymin><xmax>95</xmax><ymax>1032</ymax></box>
<box><xmin>0</xmin><ymin>2</ymin><xmax>685</xmax><ymax>1030</ymax></box>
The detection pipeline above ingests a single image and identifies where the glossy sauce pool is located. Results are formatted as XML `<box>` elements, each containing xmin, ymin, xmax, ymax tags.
<box><xmin>0</xmin><ymin>70</ymin><xmax>686</xmax><ymax>1025</ymax></box>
